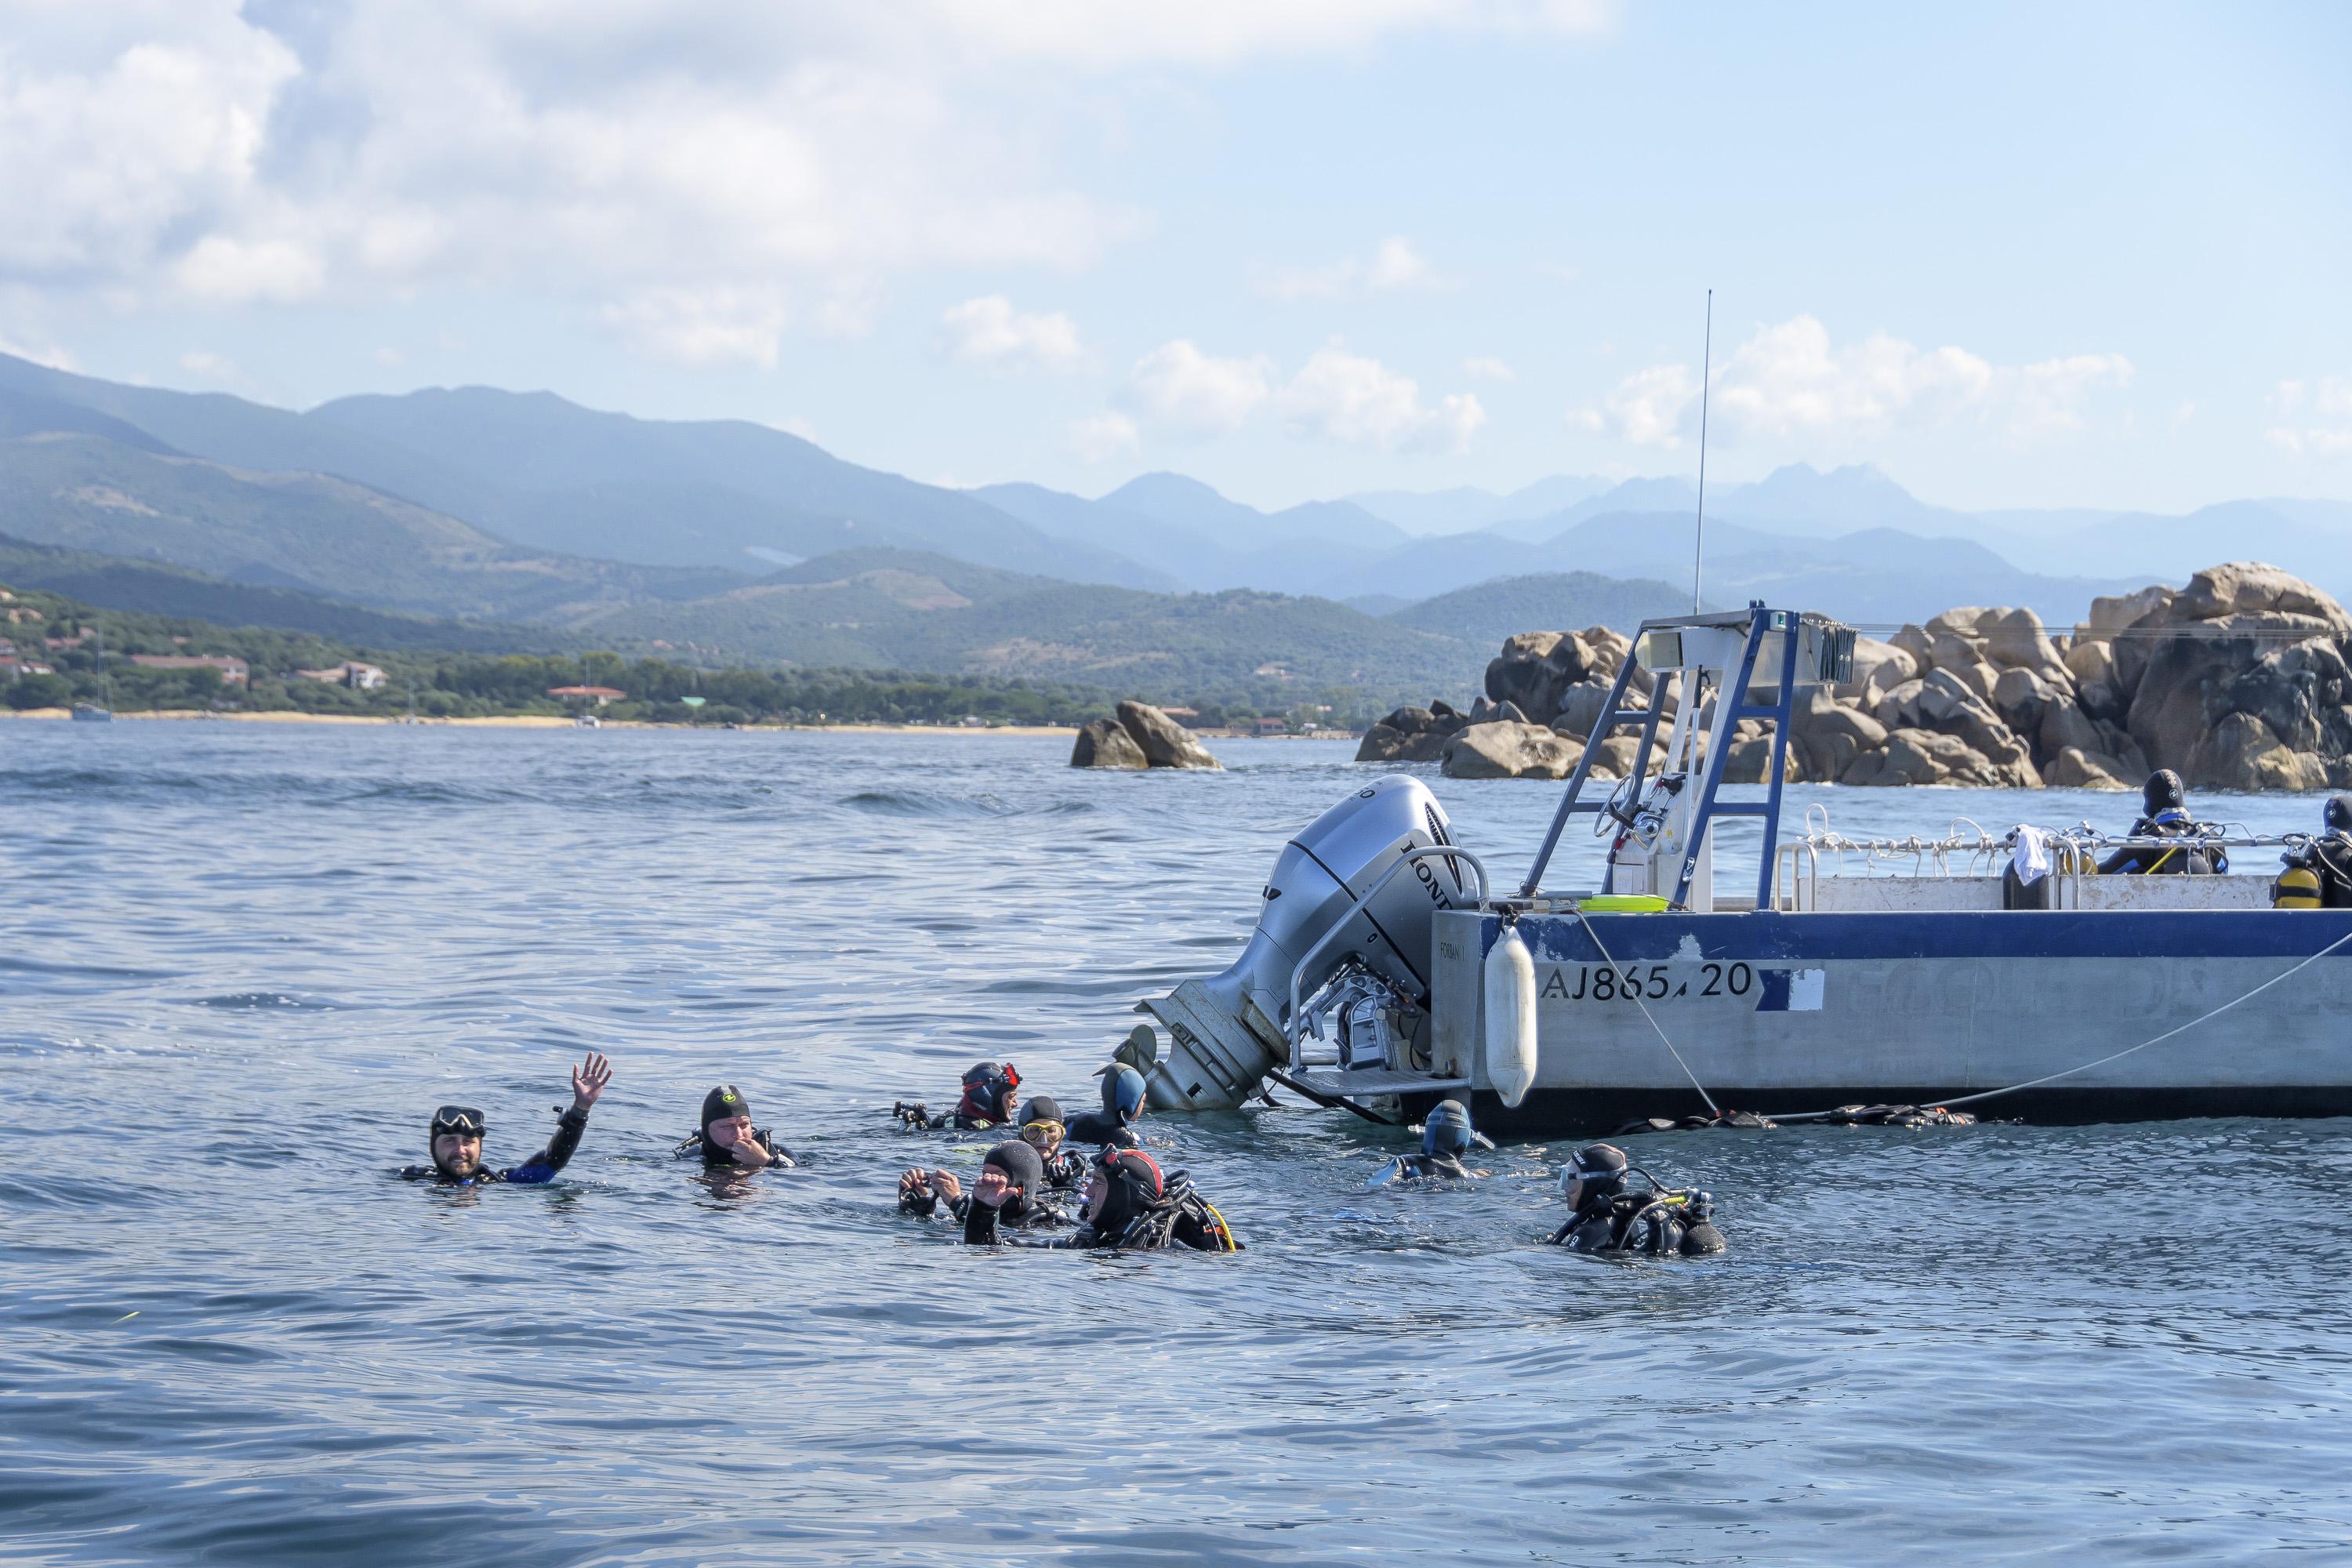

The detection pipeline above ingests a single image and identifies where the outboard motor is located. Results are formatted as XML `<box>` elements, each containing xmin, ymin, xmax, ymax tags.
<box><xmin>1142</xmin><ymin>775</ymin><xmax>1472</xmax><ymax>1110</ymax></box>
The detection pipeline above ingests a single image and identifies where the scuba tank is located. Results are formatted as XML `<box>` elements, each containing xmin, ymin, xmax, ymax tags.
<box><xmin>2275</xmin><ymin>864</ymin><xmax>2324</xmax><ymax>909</ymax></box>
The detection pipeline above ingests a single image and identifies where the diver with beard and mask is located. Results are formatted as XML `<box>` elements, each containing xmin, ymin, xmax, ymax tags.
<box><xmin>1064</xmin><ymin>1064</ymin><xmax>1148</xmax><ymax>1149</ymax></box>
<box><xmin>2275</xmin><ymin>794</ymin><xmax>2352</xmax><ymax>908</ymax></box>
<box><xmin>898</xmin><ymin>1141</ymin><xmax>1069</xmax><ymax>1242</ymax></box>
<box><xmin>673</xmin><ymin>1083</ymin><xmax>797</xmax><ymax>1172</ymax></box>
<box><xmin>1544</xmin><ymin>1142</ymin><xmax>1726</xmax><ymax>1258</ymax></box>
<box><xmin>1010</xmin><ymin>1147</ymin><xmax>1238</xmax><ymax>1252</ymax></box>
<box><xmin>2099</xmin><ymin>770</ymin><xmax>2227</xmax><ymax>875</ymax></box>
<box><xmin>399</xmin><ymin>1052</ymin><xmax>612</xmax><ymax>1186</ymax></box>
<box><xmin>1014</xmin><ymin>1095</ymin><xmax>1090</xmax><ymax>1190</ymax></box>
<box><xmin>1364</xmin><ymin>1099</ymin><xmax>1487</xmax><ymax>1188</ymax></box>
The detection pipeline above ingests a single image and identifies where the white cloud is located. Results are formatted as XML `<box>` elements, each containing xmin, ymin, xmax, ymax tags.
<box><xmin>939</xmin><ymin>295</ymin><xmax>1086</xmax><ymax>372</ymax></box>
<box><xmin>1065</xmin><ymin>411</ymin><xmax>1140</xmax><ymax>462</ymax></box>
<box><xmin>0</xmin><ymin>2</ymin><xmax>1612</xmax><ymax>366</ymax></box>
<box><xmin>1460</xmin><ymin>354</ymin><xmax>1516</xmax><ymax>383</ymax></box>
<box><xmin>375</xmin><ymin>346</ymin><xmax>405</xmax><ymax>367</ymax></box>
<box><xmin>2267</xmin><ymin>378</ymin><xmax>2352</xmax><ymax>457</ymax></box>
<box><xmin>1575</xmin><ymin>315</ymin><xmax>2132</xmax><ymax>448</ymax></box>
<box><xmin>1276</xmin><ymin>343</ymin><xmax>1485</xmax><ymax>453</ymax></box>
<box><xmin>1262</xmin><ymin>236</ymin><xmax>1445</xmax><ymax>302</ymax></box>
<box><xmin>177</xmin><ymin>348</ymin><xmax>239</xmax><ymax>383</ymax></box>
<box><xmin>598</xmin><ymin>285</ymin><xmax>792</xmax><ymax>369</ymax></box>
<box><xmin>1123</xmin><ymin>339</ymin><xmax>1276</xmax><ymax>436</ymax></box>
<box><xmin>1572</xmin><ymin>362</ymin><xmax>1693</xmax><ymax>445</ymax></box>
<box><xmin>928</xmin><ymin>0</ymin><xmax>1617</xmax><ymax>68</ymax></box>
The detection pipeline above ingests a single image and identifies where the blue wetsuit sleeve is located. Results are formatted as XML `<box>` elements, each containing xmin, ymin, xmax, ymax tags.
<box><xmin>501</xmin><ymin>1107</ymin><xmax>590</xmax><ymax>1185</ymax></box>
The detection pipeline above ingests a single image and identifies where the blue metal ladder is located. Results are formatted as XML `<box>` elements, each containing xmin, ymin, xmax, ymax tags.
<box><xmin>1519</xmin><ymin>601</ymin><xmax>1800</xmax><ymax>911</ymax></box>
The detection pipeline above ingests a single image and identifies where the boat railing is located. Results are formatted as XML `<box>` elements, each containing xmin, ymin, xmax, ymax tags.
<box><xmin>1774</xmin><ymin>825</ymin><xmax>2314</xmax><ymax>912</ymax></box>
<box><xmin>1287</xmin><ymin>845</ymin><xmax>1490</xmax><ymax>1073</ymax></box>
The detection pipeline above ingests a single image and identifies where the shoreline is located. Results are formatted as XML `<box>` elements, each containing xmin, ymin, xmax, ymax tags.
<box><xmin>0</xmin><ymin>709</ymin><xmax>1356</xmax><ymax>739</ymax></box>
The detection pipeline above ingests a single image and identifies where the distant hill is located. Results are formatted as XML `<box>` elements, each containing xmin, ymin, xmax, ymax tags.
<box><xmin>1385</xmin><ymin>571</ymin><xmax>1697</xmax><ymax>648</ymax></box>
<box><xmin>0</xmin><ymin>354</ymin><xmax>1175</xmax><ymax>591</ymax></box>
<box><xmin>0</xmin><ymin>431</ymin><xmax>732</xmax><ymax>619</ymax></box>
<box><xmin>1101</xmin><ymin>471</ymin><xmax>1409</xmax><ymax>553</ymax></box>
<box><xmin>976</xmin><ymin>476</ymin><xmax>1410</xmax><ymax>597</ymax></box>
<box><xmin>571</xmin><ymin>546</ymin><xmax>1492</xmax><ymax>706</ymax></box>
<box><xmin>0</xmin><ymin>532</ymin><xmax>570</xmax><ymax>653</ymax></box>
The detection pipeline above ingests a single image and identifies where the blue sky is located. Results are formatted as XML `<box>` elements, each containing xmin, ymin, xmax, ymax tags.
<box><xmin>5</xmin><ymin>2</ymin><xmax>2348</xmax><ymax>514</ymax></box>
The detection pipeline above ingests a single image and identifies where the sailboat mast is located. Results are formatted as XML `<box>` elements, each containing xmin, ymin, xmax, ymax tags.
<box><xmin>1693</xmin><ymin>289</ymin><xmax>1713</xmax><ymax>615</ymax></box>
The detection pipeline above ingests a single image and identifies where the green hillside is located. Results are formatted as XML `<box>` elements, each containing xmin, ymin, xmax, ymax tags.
<box><xmin>0</xmin><ymin>579</ymin><xmax>1113</xmax><ymax>725</ymax></box>
<box><xmin>1385</xmin><ymin>570</ymin><xmax>1696</xmax><ymax>647</ymax></box>
<box><xmin>572</xmin><ymin>547</ymin><xmax>1490</xmax><ymax>710</ymax></box>
<box><xmin>0</xmin><ymin>532</ymin><xmax>572</xmax><ymax>654</ymax></box>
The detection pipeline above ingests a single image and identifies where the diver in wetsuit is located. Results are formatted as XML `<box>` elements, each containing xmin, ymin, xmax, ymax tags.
<box><xmin>2098</xmin><ymin>770</ymin><xmax>2227</xmax><ymax>875</ymax></box>
<box><xmin>1365</xmin><ymin>1099</ymin><xmax>1486</xmax><ymax>1187</ymax></box>
<box><xmin>1065</xmin><ymin>1064</ymin><xmax>1148</xmax><ymax>1149</ymax></box>
<box><xmin>898</xmin><ymin>1141</ymin><xmax>1069</xmax><ymax>1243</ymax></box>
<box><xmin>2275</xmin><ymin>795</ymin><xmax>2352</xmax><ymax>909</ymax></box>
<box><xmin>953</xmin><ymin>1062</ymin><xmax>1023</xmax><ymax>1130</ymax></box>
<box><xmin>1015</xmin><ymin>1095</ymin><xmax>1087</xmax><ymax>1189</ymax></box>
<box><xmin>399</xmin><ymin>1052</ymin><xmax>612</xmax><ymax>1186</ymax></box>
<box><xmin>1012</xmin><ymin>1147</ymin><xmax>1238</xmax><ymax>1252</ymax></box>
<box><xmin>1544</xmin><ymin>1142</ymin><xmax>1726</xmax><ymax>1258</ymax></box>
<box><xmin>673</xmin><ymin>1083</ymin><xmax>797</xmax><ymax>1171</ymax></box>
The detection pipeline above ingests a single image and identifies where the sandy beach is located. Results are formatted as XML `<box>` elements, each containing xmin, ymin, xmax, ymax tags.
<box><xmin>0</xmin><ymin>708</ymin><xmax>1088</xmax><ymax>736</ymax></box>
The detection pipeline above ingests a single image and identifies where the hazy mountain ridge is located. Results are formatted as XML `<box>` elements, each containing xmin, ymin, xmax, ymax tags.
<box><xmin>0</xmin><ymin>431</ymin><xmax>735</xmax><ymax>619</ymax></box>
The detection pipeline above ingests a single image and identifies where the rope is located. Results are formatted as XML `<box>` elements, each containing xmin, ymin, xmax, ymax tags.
<box><xmin>1769</xmin><ymin>923</ymin><xmax>2352</xmax><ymax>1121</ymax></box>
<box><xmin>1572</xmin><ymin>906</ymin><xmax>1723</xmax><ymax>1120</ymax></box>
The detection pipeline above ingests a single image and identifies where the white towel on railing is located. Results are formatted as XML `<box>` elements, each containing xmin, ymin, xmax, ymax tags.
<box><xmin>2011</xmin><ymin>824</ymin><xmax>2052</xmax><ymax>885</ymax></box>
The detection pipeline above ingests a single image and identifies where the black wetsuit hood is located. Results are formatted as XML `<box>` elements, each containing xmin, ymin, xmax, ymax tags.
<box><xmin>2143</xmin><ymin>769</ymin><xmax>2186</xmax><ymax>818</ymax></box>
<box><xmin>698</xmin><ymin>1083</ymin><xmax>752</xmax><ymax>1164</ymax></box>
<box><xmin>964</xmin><ymin>1140</ymin><xmax>1047</xmax><ymax>1243</ymax></box>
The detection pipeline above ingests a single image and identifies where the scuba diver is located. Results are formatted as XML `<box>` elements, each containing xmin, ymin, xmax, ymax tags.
<box><xmin>1011</xmin><ymin>1147</ymin><xmax>1238</xmax><ymax>1252</ymax></box>
<box><xmin>898</xmin><ymin>1141</ymin><xmax>1068</xmax><ymax>1243</ymax></box>
<box><xmin>2099</xmin><ymin>770</ymin><xmax>2227</xmax><ymax>875</ymax></box>
<box><xmin>399</xmin><ymin>1052</ymin><xmax>612</xmax><ymax>1186</ymax></box>
<box><xmin>1544</xmin><ymin>1142</ymin><xmax>1726</xmax><ymax>1258</ymax></box>
<box><xmin>1365</xmin><ymin>1099</ymin><xmax>1486</xmax><ymax>1187</ymax></box>
<box><xmin>1015</xmin><ymin>1095</ymin><xmax>1088</xmax><ymax>1189</ymax></box>
<box><xmin>2274</xmin><ymin>795</ymin><xmax>2352</xmax><ymax>909</ymax></box>
<box><xmin>1065</xmin><ymin>1063</ymin><xmax>1148</xmax><ymax>1148</ymax></box>
<box><xmin>673</xmin><ymin>1083</ymin><xmax>797</xmax><ymax>1171</ymax></box>
<box><xmin>890</xmin><ymin>1060</ymin><xmax>1022</xmax><ymax>1131</ymax></box>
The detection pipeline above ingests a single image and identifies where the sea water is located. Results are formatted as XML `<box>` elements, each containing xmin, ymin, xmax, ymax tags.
<box><xmin>4</xmin><ymin>725</ymin><xmax>2350</xmax><ymax>1566</ymax></box>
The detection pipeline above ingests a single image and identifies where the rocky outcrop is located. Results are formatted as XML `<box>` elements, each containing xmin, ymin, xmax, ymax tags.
<box><xmin>1441</xmin><ymin>720</ymin><xmax>1582</xmax><ymax>780</ymax></box>
<box><xmin>1070</xmin><ymin>717</ymin><xmax>1148</xmax><ymax>769</ymax></box>
<box><xmin>1356</xmin><ymin>700</ymin><xmax>1470</xmax><ymax>763</ymax></box>
<box><xmin>1388</xmin><ymin>561</ymin><xmax>2352</xmax><ymax>790</ymax></box>
<box><xmin>1072</xmin><ymin>700</ymin><xmax>1223</xmax><ymax>769</ymax></box>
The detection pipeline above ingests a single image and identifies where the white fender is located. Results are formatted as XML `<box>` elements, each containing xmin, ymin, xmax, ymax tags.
<box><xmin>1483</xmin><ymin>923</ymin><xmax>1539</xmax><ymax>1108</ymax></box>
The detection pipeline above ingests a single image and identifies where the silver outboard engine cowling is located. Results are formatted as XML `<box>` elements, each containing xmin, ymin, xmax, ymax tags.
<box><xmin>1142</xmin><ymin>775</ymin><xmax>1472</xmax><ymax>1110</ymax></box>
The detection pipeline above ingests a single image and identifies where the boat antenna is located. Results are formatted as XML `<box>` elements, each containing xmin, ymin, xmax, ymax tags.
<box><xmin>1692</xmin><ymin>288</ymin><xmax>1712</xmax><ymax>615</ymax></box>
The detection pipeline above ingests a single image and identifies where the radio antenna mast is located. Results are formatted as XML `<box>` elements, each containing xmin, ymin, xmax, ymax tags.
<box><xmin>1692</xmin><ymin>288</ymin><xmax>1713</xmax><ymax>614</ymax></box>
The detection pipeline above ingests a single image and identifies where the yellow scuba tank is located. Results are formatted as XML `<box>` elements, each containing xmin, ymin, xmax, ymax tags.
<box><xmin>2274</xmin><ymin>865</ymin><xmax>2323</xmax><ymax>909</ymax></box>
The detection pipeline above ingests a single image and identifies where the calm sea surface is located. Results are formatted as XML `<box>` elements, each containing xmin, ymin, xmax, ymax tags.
<box><xmin>5</xmin><ymin>724</ymin><xmax>2350</xmax><ymax>1566</ymax></box>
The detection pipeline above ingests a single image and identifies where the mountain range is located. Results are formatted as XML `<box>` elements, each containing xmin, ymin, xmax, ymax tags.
<box><xmin>1</xmin><ymin>349</ymin><xmax>2347</xmax><ymax>706</ymax></box>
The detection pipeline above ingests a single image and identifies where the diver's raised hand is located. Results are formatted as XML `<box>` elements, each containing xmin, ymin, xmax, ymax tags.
<box><xmin>926</xmin><ymin>1170</ymin><xmax>961</xmax><ymax>1201</ymax></box>
<box><xmin>569</xmin><ymin>1052</ymin><xmax>613</xmax><ymax>1112</ymax></box>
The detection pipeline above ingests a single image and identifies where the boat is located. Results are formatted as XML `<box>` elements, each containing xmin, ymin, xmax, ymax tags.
<box><xmin>72</xmin><ymin>621</ymin><xmax>113</xmax><ymax>722</ymax></box>
<box><xmin>575</xmin><ymin>712</ymin><xmax>601</xmax><ymax>728</ymax></box>
<box><xmin>1137</xmin><ymin>601</ymin><xmax>2352</xmax><ymax>1132</ymax></box>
